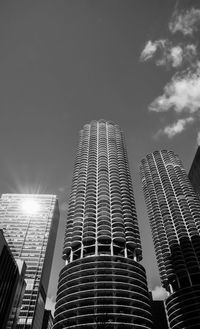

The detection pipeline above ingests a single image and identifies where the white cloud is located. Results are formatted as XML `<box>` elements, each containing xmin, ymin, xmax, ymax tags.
<box><xmin>149</xmin><ymin>65</ymin><xmax>200</xmax><ymax>113</ymax></box>
<box><xmin>169</xmin><ymin>7</ymin><xmax>200</xmax><ymax>36</ymax></box>
<box><xmin>45</xmin><ymin>296</ymin><xmax>56</xmax><ymax>315</ymax></box>
<box><xmin>170</xmin><ymin>46</ymin><xmax>183</xmax><ymax>67</ymax></box>
<box><xmin>156</xmin><ymin>45</ymin><xmax>184</xmax><ymax>68</ymax></box>
<box><xmin>185</xmin><ymin>44</ymin><xmax>197</xmax><ymax>58</ymax></box>
<box><xmin>140</xmin><ymin>6</ymin><xmax>200</xmax><ymax>140</ymax></box>
<box><xmin>157</xmin><ymin>117</ymin><xmax>194</xmax><ymax>138</ymax></box>
<box><xmin>141</xmin><ymin>41</ymin><xmax>197</xmax><ymax>69</ymax></box>
<box><xmin>140</xmin><ymin>40</ymin><xmax>166</xmax><ymax>62</ymax></box>
<box><xmin>184</xmin><ymin>44</ymin><xmax>198</xmax><ymax>68</ymax></box>
<box><xmin>140</xmin><ymin>40</ymin><xmax>158</xmax><ymax>61</ymax></box>
<box><xmin>155</xmin><ymin>44</ymin><xmax>182</xmax><ymax>68</ymax></box>
<box><xmin>152</xmin><ymin>286</ymin><xmax>169</xmax><ymax>300</ymax></box>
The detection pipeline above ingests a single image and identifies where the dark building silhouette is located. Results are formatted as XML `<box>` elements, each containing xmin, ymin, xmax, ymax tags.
<box><xmin>188</xmin><ymin>146</ymin><xmax>200</xmax><ymax>195</ymax></box>
<box><xmin>141</xmin><ymin>150</ymin><xmax>200</xmax><ymax>329</ymax></box>
<box><xmin>7</xmin><ymin>259</ymin><xmax>27</xmax><ymax>329</ymax></box>
<box><xmin>53</xmin><ymin>120</ymin><xmax>153</xmax><ymax>329</ymax></box>
<box><xmin>0</xmin><ymin>194</ymin><xmax>60</xmax><ymax>329</ymax></box>
<box><xmin>42</xmin><ymin>310</ymin><xmax>53</xmax><ymax>329</ymax></box>
<box><xmin>0</xmin><ymin>230</ymin><xmax>25</xmax><ymax>329</ymax></box>
<box><xmin>149</xmin><ymin>291</ymin><xmax>168</xmax><ymax>329</ymax></box>
<box><xmin>150</xmin><ymin>300</ymin><xmax>168</xmax><ymax>329</ymax></box>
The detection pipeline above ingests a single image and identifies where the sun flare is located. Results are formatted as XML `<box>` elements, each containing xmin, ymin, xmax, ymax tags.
<box><xmin>21</xmin><ymin>199</ymin><xmax>40</xmax><ymax>214</ymax></box>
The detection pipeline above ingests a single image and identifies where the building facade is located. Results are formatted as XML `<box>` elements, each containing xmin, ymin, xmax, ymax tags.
<box><xmin>0</xmin><ymin>230</ymin><xmax>24</xmax><ymax>329</ymax></box>
<box><xmin>150</xmin><ymin>299</ymin><xmax>169</xmax><ymax>329</ymax></box>
<box><xmin>140</xmin><ymin>150</ymin><xmax>200</xmax><ymax>329</ymax></box>
<box><xmin>188</xmin><ymin>146</ymin><xmax>200</xmax><ymax>195</ymax></box>
<box><xmin>7</xmin><ymin>259</ymin><xmax>27</xmax><ymax>329</ymax></box>
<box><xmin>42</xmin><ymin>310</ymin><xmax>53</xmax><ymax>329</ymax></box>
<box><xmin>0</xmin><ymin>194</ymin><xmax>59</xmax><ymax>329</ymax></box>
<box><xmin>53</xmin><ymin>120</ymin><xmax>152</xmax><ymax>329</ymax></box>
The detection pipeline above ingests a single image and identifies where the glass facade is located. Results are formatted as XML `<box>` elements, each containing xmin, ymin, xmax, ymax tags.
<box><xmin>0</xmin><ymin>230</ymin><xmax>20</xmax><ymax>329</ymax></box>
<box><xmin>53</xmin><ymin>120</ymin><xmax>152</xmax><ymax>329</ymax></box>
<box><xmin>0</xmin><ymin>194</ymin><xmax>59</xmax><ymax>329</ymax></box>
<box><xmin>42</xmin><ymin>310</ymin><xmax>53</xmax><ymax>329</ymax></box>
<box><xmin>6</xmin><ymin>259</ymin><xmax>26</xmax><ymax>329</ymax></box>
<box><xmin>140</xmin><ymin>150</ymin><xmax>200</xmax><ymax>329</ymax></box>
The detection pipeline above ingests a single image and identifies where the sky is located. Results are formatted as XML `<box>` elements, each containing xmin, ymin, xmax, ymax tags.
<box><xmin>0</xmin><ymin>0</ymin><xmax>200</xmax><ymax>312</ymax></box>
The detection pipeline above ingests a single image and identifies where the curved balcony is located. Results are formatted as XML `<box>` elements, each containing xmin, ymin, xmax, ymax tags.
<box><xmin>53</xmin><ymin>256</ymin><xmax>152</xmax><ymax>329</ymax></box>
<box><xmin>166</xmin><ymin>285</ymin><xmax>200</xmax><ymax>329</ymax></box>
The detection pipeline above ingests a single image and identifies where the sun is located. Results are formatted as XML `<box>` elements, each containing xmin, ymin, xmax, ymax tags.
<box><xmin>21</xmin><ymin>199</ymin><xmax>40</xmax><ymax>215</ymax></box>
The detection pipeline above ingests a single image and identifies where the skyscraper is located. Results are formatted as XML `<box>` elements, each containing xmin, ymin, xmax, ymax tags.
<box><xmin>53</xmin><ymin>120</ymin><xmax>152</xmax><ymax>329</ymax></box>
<box><xmin>140</xmin><ymin>150</ymin><xmax>200</xmax><ymax>329</ymax></box>
<box><xmin>0</xmin><ymin>194</ymin><xmax>59</xmax><ymax>329</ymax></box>
<box><xmin>0</xmin><ymin>230</ymin><xmax>26</xmax><ymax>329</ymax></box>
<box><xmin>42</xmin><ymin>310</ymin><xmax>53</xmax><ymax>329</ymax></box>
<box><xmin>150</xmin><ymin>299</ymin><xmax>168</xmax><ymax>329</ymax></box>
<box><xmin>7</xmin><ymin>259</ymin><xmax>27</xmax><ymax>329</ymax></box>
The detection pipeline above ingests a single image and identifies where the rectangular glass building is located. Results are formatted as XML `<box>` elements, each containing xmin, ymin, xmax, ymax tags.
<box><xmin>0</xmin><ymin>194</ymin><xmax>59</xmax><ymax>329</ymax></box>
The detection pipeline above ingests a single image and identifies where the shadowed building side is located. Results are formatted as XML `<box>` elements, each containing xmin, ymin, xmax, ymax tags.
<box><xmin>0</xmin><ymin>230</ymin><xmax>26</xmax><ymax>329</ymax></box>
<box><xmin>42</xmin><ymin>310</ymin><xmax>53</xmax><ymax>329</ymax></box>
<box><xmin>140</xmin><ymin>150</ymin><xmax>200</xmax><ymax>329</ymax></box>
<box><xmin>188</xmin><ymin>146</ymin><xmax>200</xmax><ymax>196</ymax></box>
<box><xmin>7</xmin><ymin>259</ymin><xmax>27</xmax><ymax>329</ymax></box>
<box><xmin>150</xmin><ymin>299</ymin><xmax>168</xmax><ymax>329</ymax></box>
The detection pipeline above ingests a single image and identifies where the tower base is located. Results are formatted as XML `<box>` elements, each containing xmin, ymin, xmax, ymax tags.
<box><xmin>53</xmin><ymin>255</ymin><xmax>153</xmax><ymax>329</ymax></box>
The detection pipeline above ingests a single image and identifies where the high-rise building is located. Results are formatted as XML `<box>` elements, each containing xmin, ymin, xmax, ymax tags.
<box><xmin>0</xmin><ymin>230</ymin><xmax>26</xmax><ymax>329</ymax></box>
<box><xmin>53</xmin><ymin>120</ymin><xmax>152</xmax><ymax>329</ymax></box>
<box><xmin>7</xmin><ymin>259</ymin><xmax>27</xmax><ymax>329</ymax></box>
<box><xmin>0</xmin><ymin>194</ymin><xmax>59</xmax><ymax>329</ymax></box>
<box><xmin>42</xmin><ymin>310</ymin><xmax>53</xmax><ymax>329</ymax></box>
<box><xmin>149</xmin><ymin>298</ymin><xmax>168</xmax><ymax>329</ymax></box>
<box><xmin>188</xmin><ymin>146</ymin><xmax>200</xmax><ymax>195</ymax></box>
<box><xmin>140</xmin><ymin>150</ymin><xmax>200</xmax><ymax>329</ymax></box>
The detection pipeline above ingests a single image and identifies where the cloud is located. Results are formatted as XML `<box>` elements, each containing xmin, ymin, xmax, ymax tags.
<box><xmin>156</xmin><ymin>117</ymin><xmax>194</xmax><ymax>138</ymax></box>
<box><xmin>169</xmin><ymin>7</ymin><xmax>200</xmax><ymax>36</ymax></box>
<box><xmin>184</xmin><ymin>44</ymin><xmax>198</xmax><ymax>67</ymax></box>
<box><xmin>141</xmin><ymin>40</ymin><xmax>197</xmax><ymax>69</ymax></box>
<box><xmin>156</xmin><ymin>45</ymin><xmax>184</xmax><ymax>68</ymax></box>
<box><xmin>152</xmin><ymin>286</ymin><xmax>169</xmax><ymax>300</ymax></box>
<box><xmin>45</xmin><ymin>296</ymin><xmax>56</xmax><ymax>315</ymax></box>
<box><xmin>169</xmin><ymin>46</ymin><xmax>183</xmax><ymax>67</ymax></box>
<box><xmin>149</xmin><ymin>65</ymin><xmax>200</xmax><ymax>113</ymax></box>
<box><xmin>185</xmin><ymin>44</ymin><xmax>197</xmax><ymax>58</ymax></box>
<box><xmin>140</xmin><ymin>40</ymin><xmax>165</xmax><ymax>62</ymax></box>
<box><xmin>140</xmin><ymin>5</ymin><xmax>200</xmax><ymax>140</ymax></box>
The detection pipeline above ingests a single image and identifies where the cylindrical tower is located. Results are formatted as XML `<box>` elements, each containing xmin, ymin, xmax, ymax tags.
<box><xmin>140</xmin><ymin>150</ymin><xmax>200</xmax><ymax>329</ymax></box>
<box><xmin>53</xmin><ymin>120</ymin><xmax>152</xmax><ymax>329</ymax></box>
